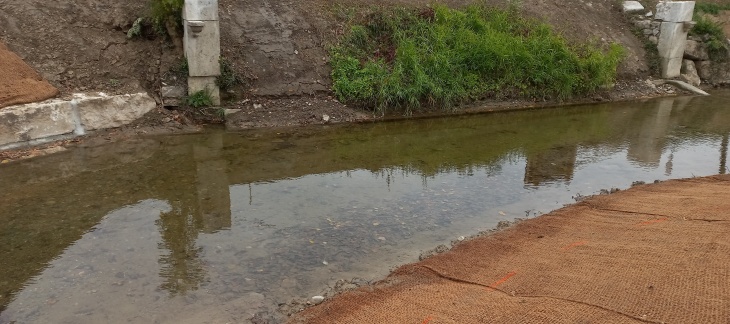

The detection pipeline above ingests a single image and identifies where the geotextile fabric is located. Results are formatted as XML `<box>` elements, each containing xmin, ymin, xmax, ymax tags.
<box><xmin>0</xmin><ymin>41</ymin><xmax>58</xmax><ymax>108</ymax></box>
<box><xmin>291</xmin><ymin>175</ymin><xmax>730</xmax><ymax>324</ymax></box>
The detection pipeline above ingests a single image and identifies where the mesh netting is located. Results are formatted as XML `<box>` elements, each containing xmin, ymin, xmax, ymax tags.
<box><xmin>291</xmin><ymin>175</ymin><xmax>730</xmax><ymax>323</ymax></box>
<box><xmin>1</xmin><ymin>42</ymin><xmax>59</xmax><ymax>108</ymax></box>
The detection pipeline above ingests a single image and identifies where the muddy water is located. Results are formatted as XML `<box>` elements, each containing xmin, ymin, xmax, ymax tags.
<box><xmin>1</xmin><ymin>92</ymin><xmax>730</xmax><ymax>323</ymax></box>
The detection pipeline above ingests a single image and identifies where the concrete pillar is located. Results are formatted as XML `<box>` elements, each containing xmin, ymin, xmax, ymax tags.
<box><xmin>183</xmin><ymin>0</ymin><xmax>221</xmax><ymax>105</ymax></box>
<box><xmin>655</xmin><ymin>1</ymin><xmax>695</xmax><ymax>78</ymax></box>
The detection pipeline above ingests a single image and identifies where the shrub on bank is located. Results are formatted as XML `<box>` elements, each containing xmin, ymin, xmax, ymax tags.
<box><xmin>330</xmin><ymin>5</ymin><xmax>625</xmax><ymax>114</ymax></box>
<box><xmin>150</xmin><ymin>0</ymin><xmax>184</xmax><ymax>34</ymax></box>
<box><xmin>690</xmin><ymin>16</ymin><xmax>729</xmax><ymax>61</ymax></box>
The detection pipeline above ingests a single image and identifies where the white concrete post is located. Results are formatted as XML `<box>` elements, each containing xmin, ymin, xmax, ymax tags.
<box><xmin>183</xmin><ymin>0</ymin><xmax>221</xmax><ymax>105</ymax></box>
<box><xmin>655</xmin><ymin>1</ymin><xmax>695</xmax><ymax>78</ymax></box>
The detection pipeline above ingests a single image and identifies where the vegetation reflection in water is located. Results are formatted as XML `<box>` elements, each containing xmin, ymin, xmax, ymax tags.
<box><xmin>0</xmin><ymin>91</ymin><xmax>729</xmax><ymax>323</ymax></box>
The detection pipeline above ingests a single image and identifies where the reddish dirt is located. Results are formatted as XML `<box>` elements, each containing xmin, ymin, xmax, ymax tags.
<box><xmin>290</xmin><ymin>175</ymin><xmax>730</xmax><ymax>323</ymax></box>
<box><xmin>0</xmin><ymin>41</ymin><xmax>58</xmax><ymax>108</ymax></box>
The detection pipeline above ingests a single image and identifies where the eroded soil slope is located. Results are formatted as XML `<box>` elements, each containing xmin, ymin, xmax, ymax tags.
<box><xmin>218</xmin><ymin>0</ymin><xmax>650</xmax><ymax>98</ymax></box>
<box><xmin>2</xmin><ymin>0</ymin><xmax>651</xmax><ymax>99</ymax></box>
<box><xmin>0</xmin><ymin>0</ymin><xmax>167</xmax><ymax>97</ymax></box>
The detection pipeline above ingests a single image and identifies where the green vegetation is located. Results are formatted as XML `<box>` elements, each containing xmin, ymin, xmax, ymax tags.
<box><xmin>149</xmin><ymin>0</ymin><xmax>184</xmax><ymax>34</ymax></box>
<box><xmin>690</xmin><ymin>16</ymin><xmax>729</xmax><ymax>61</ymax></box>
<box><xmin>695</xmin><ymin>3</ymin><xmax>730</xmax><ymax>15</ymax></box>
<box><xmin>216</xmin><ymin>57</ymin><xmax>243</xmax><ymax>92</ymax></box>
<box><xmin>127</xmin><ymin>18</ymin><xmax>145</xmax><ymax>39</ymax></box>
<box><xmin>185</xmin><ymin>89</ymin><xmax>214</xmax><ymax>108</ymax></box>
<box><xmin>330</xmin><ymin>5</ymin><xmax>624</xmax><ymax>114</ymax></box>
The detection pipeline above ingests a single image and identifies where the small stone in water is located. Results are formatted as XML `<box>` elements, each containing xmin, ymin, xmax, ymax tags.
<box><xmin>322</xmin><ymin>261</ymin><xmax>328</xmax><ymax>265</ymax></box>
<box><xmin>377</xmin><ymin>236</ymin><xmax>386</xmax><ymax>241</ymax></box>
<box><xmin>312</xmin><ymin>296</ymin><xmax>325</xmax><ymax>304</ymax></box>
<box><xmin>458</xmin><ymin>236</ymin><xmax>465</xmax><ymax>241</ymax></box>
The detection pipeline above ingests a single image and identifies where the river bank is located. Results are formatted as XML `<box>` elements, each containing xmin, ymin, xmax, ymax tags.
<box><xmin>0</xmin><ymin>77</ymin><xmax>694</xmax><ymax>163</ymax></box>
<box><xmin>2</xmin><ymin>92</ymin><xmax>729</xmax><ymax>322</ymax></box>
<box><xmin>289</xmin><ymin>174</ymin><xmax>730</xmax><ymax>323</ymax></box>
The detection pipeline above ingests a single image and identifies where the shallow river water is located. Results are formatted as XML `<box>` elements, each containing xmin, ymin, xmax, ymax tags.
<box><xmin>1</xmin><ymin>91</ymin><xmax>729</xmax><ymax>323</ymax></box>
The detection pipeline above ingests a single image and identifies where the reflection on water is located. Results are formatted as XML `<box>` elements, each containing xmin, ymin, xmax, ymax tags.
<box><xmin>1</xmin><ymin>91</ymin><xmax>729</xmax><ymax>323</ymax></box>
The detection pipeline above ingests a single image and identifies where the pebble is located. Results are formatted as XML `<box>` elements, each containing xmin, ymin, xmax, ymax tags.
<box><xmin>311</xmin><ymin>296</ymin><xmax>325</xmax><ymax>304</ymax></box>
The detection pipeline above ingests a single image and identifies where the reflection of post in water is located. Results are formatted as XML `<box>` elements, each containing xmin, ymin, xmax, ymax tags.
<box><xmin>157</xmin><ymin>202</ymin><xmax>206</xmax><ymax>295</ymax></box>
<box><xmin>721</xmin><ymin>133</ymin><xmax>729</xmax><ymax>174</ymax></box>
<box><xmin>156</xmin><ymin>133</ymin><xmax>232</xmax><ymax>295</ymax></box>
<box><xmin>193</xmin><ymin>133</ymin><xmax>232</xmax><ymax>233</ymax></box>
<box><xmin>523</xmin><ymin>144</ymin><xmax>578</xmax><ymax>186</ymax></box>
<box><xmin>626</xmin><ymin>96</ymin><xmax>679</xmax><ymax>167</ymax></box>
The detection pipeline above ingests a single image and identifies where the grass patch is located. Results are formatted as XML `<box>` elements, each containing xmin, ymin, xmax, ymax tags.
<box><xmin>216</xmin><ymin>57</ymin><xmax>243</xmax><ymax>92</ymax></box>
<box><xmin>185</xmin><ymin>89</ymin><xmax>214</xmax><ymax>108</ymax></box>
<box><xmin>330</xmin><ymin>5</ymin><xmax>624</xmax><ymax>114</ymax></box>
<box><xmin>690</xmin><ymin>16</ymin><xmax>729</xmax><ymax>61</ymax></box>
<box><xmin>695</xmin><ymin>3</ymin><xmax>730</xmax><ymax>15</ymax></box>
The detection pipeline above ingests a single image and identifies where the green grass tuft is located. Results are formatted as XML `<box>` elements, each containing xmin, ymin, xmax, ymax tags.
<box><xmin>185</xmin><ymin>89</ymin><xmax>214</xmax><ymax>108</ymax></box>
<box><xmin>216</xmin><ymin>57</ymin><xmax>243</xmax><ymax>92</ymax></box>
<box><xmin>330</xmin><ymin>5</ymin><xmax>625</xmax><ymax>114</ymax></box>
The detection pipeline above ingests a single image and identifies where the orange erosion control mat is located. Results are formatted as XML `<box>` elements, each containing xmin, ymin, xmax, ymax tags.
<box><xmin>291</xmin><ymin>175</ymin><xmax>730</xmax><ymax>324</ymax></box>
<box><xmin>0</xmin><ymin>41</ymin><xmax>58</xmax><ymax>108</ymax></box>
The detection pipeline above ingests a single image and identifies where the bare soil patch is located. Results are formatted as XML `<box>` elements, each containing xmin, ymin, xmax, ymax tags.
<box><xmin>291</xmin><ymin>175</ymin><xmax>730</xmax><ymax>323</ymax></box>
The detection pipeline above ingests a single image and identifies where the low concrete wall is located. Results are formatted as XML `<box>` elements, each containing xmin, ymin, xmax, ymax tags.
<box><xmin>0</xmin><ymin>93</ymin><xmax>156</xmax><ymax>150</ymax></box>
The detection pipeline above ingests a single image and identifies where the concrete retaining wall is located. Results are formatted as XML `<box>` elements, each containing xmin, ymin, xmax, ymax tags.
<box><xmin>0</xmin><ymin>93</ymin><xmax>156</xmax><ymax>150</ymax></box>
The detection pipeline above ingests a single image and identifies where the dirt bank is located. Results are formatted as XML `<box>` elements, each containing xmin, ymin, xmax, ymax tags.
<box><xmin>0</xmin><ymin>0</ymin><xmax>670</xmax><ymax>98</ymax></box>
<box><xmin>290</xmin><ymin>175</ymin><xmax>730</xmax><ymax>323</ymax></box>
<box><xmin>0</xmin><ymin>0</ymin><xmax>718</xmax><ymax>160</ymax></box>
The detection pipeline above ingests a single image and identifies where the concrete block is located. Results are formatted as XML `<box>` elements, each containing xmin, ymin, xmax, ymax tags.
<box><xmin>623</xmin><ymin>1</ymin><xmax>645</xmax><ymax>13</ymax></box>
<box><xmin>0</xmin><ymin>100</ymin><xmax>75</xmax><ymax>147</ymax></box>
<box><xmin>162</xmin><ymin>86</ymin><xmax>186</xmax><ymax>99</ymax></box>
<box><xmin>683</xmin><ymin>40</ymin><xmax>709</xmax><ymax>60</ymax></box>
<box><xmin>661</xmin><ymin>57</ymin><xmax>684</xmax><ymax>78</ymax></box>
<box><xmin>658</xmin><ymin>22</ymin><xmax>688</xmax><ymax>59</ymax></box>
<box><xmin>76</xmin><ymin>93</ymin><xmax>157</xmax><ymax>131</ymax></box>
<box><xmin>188</xmin><ymin>76</ymin><xmax>221</xmax><ymax>106</ymax></box>
<box><xmin>184</xmin><ymin>20</ymin><xmax>220</xmax><ymax>77</ymax></box>
<box><xmin>655</xmin><ymin>1</ymin><xmax>694</xmax><ymax>23</ymax></box>
<box><xmin>184</xmin><ymin>0</ymin><xmax>219</xmax><ymax>21</ymax></box>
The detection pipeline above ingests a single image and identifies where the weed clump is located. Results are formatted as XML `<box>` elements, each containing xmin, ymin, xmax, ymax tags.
<box><xmin>690</xmin><ymin>16</ymin><xmax>729</xmax><ymax>61</ymax></box>
<box><xmin>216</xmin><ymin>57</ymin><xmax>243</xmax><ymax>92</ymax></box>
<box><xmin>185</xmin><ymin>89</ymin><xmax>214</xmax><ymax>108</ymax></box>
<box><xmin>330</xmin><ymin>5</ymin><xmax>624</xmax><ymax>114</ymax></box>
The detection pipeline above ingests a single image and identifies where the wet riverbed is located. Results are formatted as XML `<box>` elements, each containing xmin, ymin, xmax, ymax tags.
<box><xmin>1</xmin><ymin>92</ymin><xmax>729</xmax><ymax>323</ymax></box>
